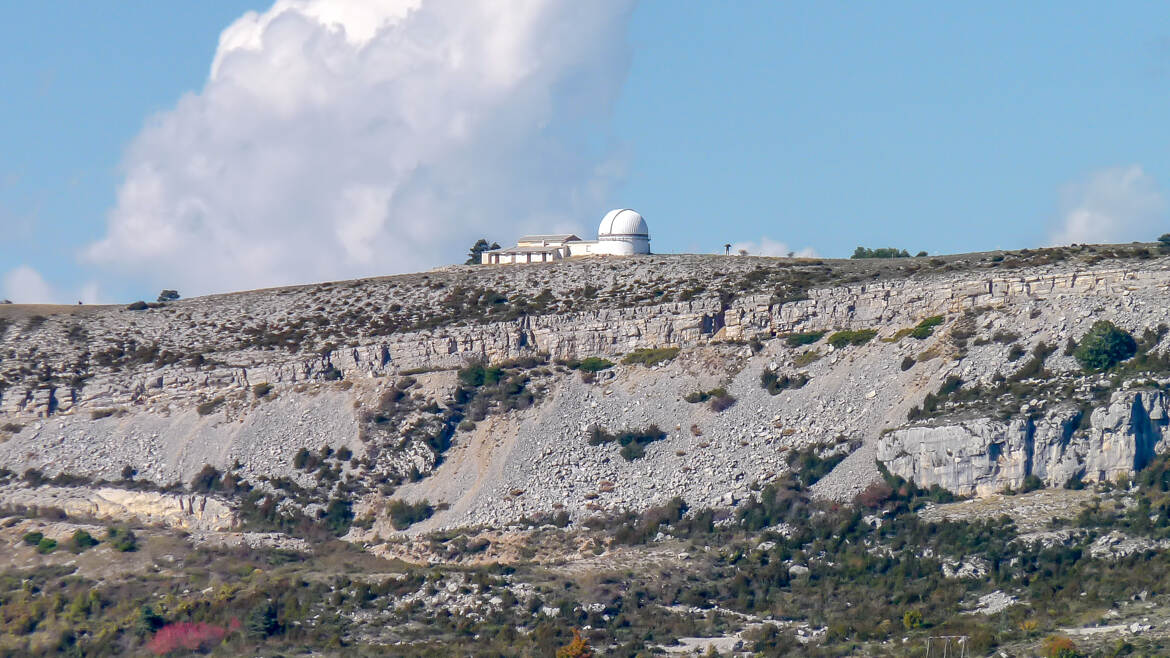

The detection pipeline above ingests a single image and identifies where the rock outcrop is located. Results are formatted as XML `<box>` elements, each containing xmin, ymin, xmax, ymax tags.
<box><xmin>877</xmin><ymin>391</ymin><xmax>1170</xmax><ymax>495</ymax></box>
<box><xmin>0</xmin><ymin>484</ymin><xmax>236</xmax><ymax>531</ymax></box>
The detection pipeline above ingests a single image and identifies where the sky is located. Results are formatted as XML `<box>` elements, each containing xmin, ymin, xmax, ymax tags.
<box><xmin>3</xmin><ymin>1</ymin><xmax>1170</xmax><ymax>303</ymax></box>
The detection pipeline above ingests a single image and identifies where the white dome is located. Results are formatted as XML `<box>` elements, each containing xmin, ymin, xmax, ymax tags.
<box><xmin>598</xmin><ymin>209</ymin><xmax>648</xmax><ymax>237</ymax></box>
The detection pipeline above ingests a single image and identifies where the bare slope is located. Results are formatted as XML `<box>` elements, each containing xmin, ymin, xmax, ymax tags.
<box><xmin>2</xmin><ymin>244</ymin><xmax>1170</xmax><ymax>533</ymax></box>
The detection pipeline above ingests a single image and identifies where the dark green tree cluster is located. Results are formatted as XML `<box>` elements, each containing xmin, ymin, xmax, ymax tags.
<box><xmin>1073</xmin><ymin>320</ymin><xmax>1137</xmax><ymax>371</ymax></box>
<box><xmin>851</xmin><ymin>246</ymin><xmax>911</xmax><ymax>259</ymax></box>
<box><xmin>465</xmin><ymin>239</ymin><xmax>500</xmax><ymax>265</ymax></box>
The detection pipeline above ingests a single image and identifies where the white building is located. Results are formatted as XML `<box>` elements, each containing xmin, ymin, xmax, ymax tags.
<box><xmin>482</xmin><ymin>209</ymin><xmax>650</xmax><ymax>265</ymax></box>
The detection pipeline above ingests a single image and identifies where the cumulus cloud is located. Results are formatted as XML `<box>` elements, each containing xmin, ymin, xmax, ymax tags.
<box><xmin>1</xmin><ymin>266</ymin><xmax>104</xmax><ymax>305</ymax></box>
<box><xmin>1050</xmin><ymin>165</ymin><xmax>1168</xmax><ymax>245</ymax></box>
<box><xmin>86</xmin><ymin>0</ymin><xmax>635</xmax><ymax>295</ymax></box>
<box><xmin>729</xmin><ymin>237</ymin><xmax>818</xmax><ymax>258</ymax></box>
<box><xmin>2</xmin><ymin>266</ymin><xmax>57</xmax><ymax>303</ymax></box>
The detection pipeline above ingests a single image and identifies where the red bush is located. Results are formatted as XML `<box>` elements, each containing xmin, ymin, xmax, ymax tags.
<box><xmin>146</xmin><ymin>622</ymin><xmax>228</xmax><ymax>655</ymax></box>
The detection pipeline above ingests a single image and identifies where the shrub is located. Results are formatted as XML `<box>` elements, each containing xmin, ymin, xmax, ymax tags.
<box><xmin>322</xmin><ymin>498</ymin><xmax>354</xmax><ymax>536</ymax></box>
<box><xmin>684</xmin><ymin>387</ymin><xmax>727</xmax><ymax>403</ymax></box>
<box><xmin>1159</xmin><ymin>233</ymin><xmax>1170</xmax><ymax>249</ymax></box>
<box><xmin>458</xmin><ymin>362</ymin><xmax>503</xmax><ymax>386</ymax></box>
<box><xmin>252</xmin><ymin>382</ymin><xmax>272</xmax><ymax>397</ymax></box>
<box><xmin>292</xmin><ymin>448</ymin><xmax>311</xmax><ymax>469</ymax></box>
<box><xmin>1042</xmin><ymin>635</ymin><xmax>1081</xmax><ymax>658</ymax></box>
<box><xmin>156</xmin><ymin>290</ymin><xmax>180</xmax><ymax>303</ymax></box>
<box><xmin>621</xmin><ymin>347</ymin><xmax>680</xmax><ymax>366</ymax></box>
<box><xmin>588</xmin><ymin>425</ymin><xmax>666</xmax><ymax>461</ymax></box>
<box><xmin>909</xmin><ymin>315</ymin><xmax>945</xmax><ymax>340</ymax></box>
<box><xmin>189</xmin><ymin>465</ymin><xmax>222</xmax><ymax>493</ymax></box>
<box><xmin>784</xmin><ymin>331</ymin><xmax>827</xmax><ymax>348</ymax></box>
<box><xmin>388</xmin><ymin>499</ymin><xmax>434</xmax><ymax>530</ymax></box>
<box><xmin>900</xmin><ymin>356</ymin><xmax>915</xmax><ymax>371</ymax></box>
<box><xmin>107</xmin><ymin>527</ymin><xmax>138</xmax><ymax>552</ymax></box>
<box><xmin>245</xmin><ymin>601</ymin><xmax>279</xmax><ymax>639</ymax></box>
<box><xmin>827</xmin><ymin>329</ymin><xmax>877</xmax><ymax>348</ymax></box>
<box><xmin>1007</xmin><ymin>344</ymin><xmax>1026</xmax><ymax>362</ymax></box>
<box><xmin>708</xmin><ymin>394</ymin><xmax>737</xmax><ymax>412</ymax></box>
<box><xmin>761</xmin><ymin>369</ymin><xmax>810</xmax><ymax>394</ymax></box>
<box><xmin>69</xmin><ymin>530</ymin><xmax>99</xmax><ymax>552</ymax></box>
<box><xmin>1019</xmin><ymin>474</ymin><xmax>1044</xmax><ymax>494</ymax></box>
<box><xmin>852</xmin><ymin>246</ymin><xmax>911</xmax><ymax>259</ymax></box>
<box><xmin>1074</xmin><ymin>320</ymin><xmax>1137</xmax><ymax>371</ymax></box>
<box><xmin>22</xmin><ymin>531</ymin><xmax>44</xmax><ymax>546</ymax></box>
<box><xmin>36</xmin><ymin>537</ymin><xmax>58</xmax><ymax>554</ymax></box>
<box><xmin>146</xmin><ymin>622</ymin><xmax>229</xmax><ymax>655</ymax></box>
<box><xmin>126</xmin><ymin>301</ymin><xmax>149</xmax><ymax>311</ymax></box>
<box><xmin>902</xmin><ymin>609</ymin><xmax>923</xmax><ymax>630</ymax></box>
<box><xmin>576</xmin><ymin>357</ymin><xmax>614</xmax><ymax>373</ymax></box>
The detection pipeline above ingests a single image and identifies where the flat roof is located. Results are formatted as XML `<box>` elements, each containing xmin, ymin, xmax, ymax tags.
<box><xmin>517</xmin><ymin>234</ymin><xmax>580</xmax><ymax>242</ymax></box>
<box><xmin>487</xmin><ymin>245</ymin><xmax>569</xmax><ymax>254</ymax></box>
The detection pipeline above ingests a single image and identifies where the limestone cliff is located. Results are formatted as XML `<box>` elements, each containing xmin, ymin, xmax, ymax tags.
<box><xmin>1</xmin><ymin>247</ymin><xmax>1169</xmax><ymax>531</ymax></box>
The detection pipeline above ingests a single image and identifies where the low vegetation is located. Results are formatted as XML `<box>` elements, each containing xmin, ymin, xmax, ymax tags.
<box><xmin>851</xmin><ymin>246</ymin><xmax>912</xmax><ymax>259</ymax></box>
<box><xmin>761</xmin><ymin>368</ymin><xmax>810</xmax><ymax>394</ymax></box>
<box><xmin>1074</xmin><ymin>320</ymin><xmax>1137</xmax><ymax>371</ymax></box>
<box><xmin>388</xmin><ymin>499</ymin><xmax>434</xmax><ymax>530</ymax></box>
<box><xmin>826</xmin><ymin>329</ymin><xmax>878</xmax><ymax>348</ymax></box>
<box><xmin>620</xmin><ymin>347</ymin><xmax>680</xmax><ymax>367</ymax></box>
<box><xmin>587</xmin><ymin>424</ymin><xmax>667</xmax><ymax>461</ymax></box>
<box><xmin>783</xmin><ymin>331</ymin><xmax>826</xmax><ymax>348</ymax></box>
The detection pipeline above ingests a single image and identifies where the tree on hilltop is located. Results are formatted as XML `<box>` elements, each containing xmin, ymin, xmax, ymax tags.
<box><xmin>466</xmin><ymin>239</ymin><xmax>500</xmax><ymax>264</ymax></box>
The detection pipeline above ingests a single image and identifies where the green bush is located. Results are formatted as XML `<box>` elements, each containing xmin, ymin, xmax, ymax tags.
<box><xmin>388</xmin><ymin>499</ymin><xmax>434</xmax><ymax>530</ymax></box>
<box><xmin>684</xmin><ymin>387</ymin><xmax>727</xmax><ymax>403</ymax></box>
<box><xmin>827</xmin><ymin>329</ymin><xmax>877</xmax><ymax>348</ymax></box>
<box><xmin>588</xmin><ymin>425</ymin><xmax>666</xmax><ymax>461</ymax></box>
<box><xmin>852</xmin><ymin>247</ymin><xmax>910</xmax><ymax>259</ymax></box>
<box><xmin>621</xmin><ymin>347</ymin><xmax>680</xmax><ymax>366</ymax></box>
<box><xmin>1074</xmin><ymin>321</ymin><xmax>1137</xmax><ymax>371</ymax></box>
<box><xmin>576</xmin><ymin>357</ymin><xmax>614</xmax><ymax>373</ymax></box>
<box><xmin>323</xmin><ymin>498</ymin><xmax>354</xmax><ymax>536</ymax></box>
<box><xmin>761</xmin><ymin>370</ymin><xmax>810</xmax><ymax>394</ymax></box>
<box><xmin>22</xmin><ymin>532</ymin><xmax>44</xmax><ymax>546</ymax></box>
<box><xmin>909</xmin><ymin>315</ymin><xmax>945</xmax><ymax>340</ymax></box>
<box><xmin>36</xmin><ymin>537</ymin><xmax>58</xmax><ymax>554</ymax></box>
<box><xmin>106</xmin><ymin>527</ymin><xmax>137</xmax><ymax>552</ymax></box>
<box><xmin>69</xmin><ymin>530</ymin><xmax>99</xmax><ymax>552</ymax></box>
<box><xmin>458</xmin><ymin>362</ymin><xmax>503</xmax><ymax>387</ymax></box>
<box><xmin>784</xmin><ymin>331</ymin><xmax>826</xmax><ymax>348</ymax></box>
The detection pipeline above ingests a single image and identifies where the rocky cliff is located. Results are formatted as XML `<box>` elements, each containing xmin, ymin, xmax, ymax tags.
<box><xmin>877</xmin><ymin>390</ymin><xmax>1170</xmax><ymax>496</ymax></box>
<box><xmin>1</xmin><ymin>245</ymin><xmax>1169</xmax><ymax>533</ymax></box>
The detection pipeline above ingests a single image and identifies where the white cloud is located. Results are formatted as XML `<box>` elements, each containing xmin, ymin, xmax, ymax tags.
<box><xmin>86</xmin><ymin>0</ymin><xmax>635</xmax><ymax>295</ymax></box>
<box><xmin>1050</xmin><ymin>165</ymin><xmax>1167</xmax><ymax>245</ymax></box>
<box><xmin>2</xmin><ymin>266</ymin><xmax>57</xmax><ymax>303</ymax></box>
<box><xmin>1</xmin><ymin>266</ymin><xmax>105</xmax><ymax>305</ymax></box>
<box><xmin>729</xmin><ymin>237</ymin><xmax>818</xmax><ymax>258</ymax></box>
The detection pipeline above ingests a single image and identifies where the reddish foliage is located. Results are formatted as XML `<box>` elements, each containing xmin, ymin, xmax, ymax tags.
<box><xmin>855</xmin><ymin>481</ymin><xmax>894</xmax><ymax>509</ymax></box>
<box><xmin>146</xmin><ymin>622</ymin><xmax>228</xmax><ymax>655</ymax></box>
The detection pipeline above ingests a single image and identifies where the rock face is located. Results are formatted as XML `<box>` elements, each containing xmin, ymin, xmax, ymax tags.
<box><xmin>0</xmin><ymin>484</ymin><xmax>236</xmax><ymax>531</ymax></box>
<box><xmin>877</xmin><ymin>391</ymin><xmax>1170</xmax><ymax>496</ymax></box>
<box><xmin>2</xmin><ymin>251</ymin><xmax>1170</xmax><ymax>528</ymax></box>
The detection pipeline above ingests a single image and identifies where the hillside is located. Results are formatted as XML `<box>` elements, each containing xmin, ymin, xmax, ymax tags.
<box><xmin>4</xmin><ymin>243</ymin><xmax>1170</xmax><ymax>655</ymax></box>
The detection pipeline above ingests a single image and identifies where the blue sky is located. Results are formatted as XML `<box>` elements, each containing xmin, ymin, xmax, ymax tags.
<box><xmin>3</xmin><ymin>1</ymin><xmax>1170</xmax><ymax>302</ymax></box>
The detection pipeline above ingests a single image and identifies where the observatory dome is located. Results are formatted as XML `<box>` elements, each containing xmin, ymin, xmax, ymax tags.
<box><xmin>597</xmin><ymin>209</ymin><xmax>650</xmax><ymax>255</ymax></box>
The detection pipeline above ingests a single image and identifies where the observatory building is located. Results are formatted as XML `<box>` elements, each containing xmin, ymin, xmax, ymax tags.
<box><xmin>482</xmin><ymin>209</ymin><xmax>650</xmax><ymax>265</ymax></box>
